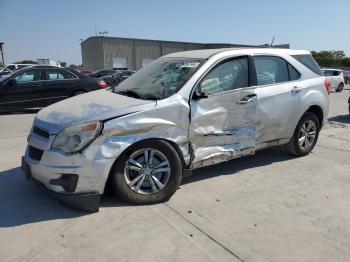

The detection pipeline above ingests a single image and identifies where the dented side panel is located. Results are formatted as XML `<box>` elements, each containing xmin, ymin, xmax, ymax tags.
<box><xmin>189</xmin><ymin>88</ymin><xmax>257</xmax><ymax>169</ymax></box>
<box><xmin>84</xmin><ymin>94</ymin><xmax>192</xmax><ymax>166</ymax></box>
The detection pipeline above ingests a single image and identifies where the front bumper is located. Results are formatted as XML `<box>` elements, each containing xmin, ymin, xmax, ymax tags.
<box><xmin>22</xmin><ymin>122</ymin><xmax>117</xmax><ymax>212</ymax></box>
<box><xmin>22</xmin><ymin>157</ymin><xmax>101</xmax><ymax>212</ymax></box>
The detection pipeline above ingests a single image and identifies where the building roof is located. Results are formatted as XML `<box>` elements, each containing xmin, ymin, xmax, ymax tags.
<box><xmin>81</xmin><ymin>36</ymin><xmax>289</xmax><ymax>49</ymax></box>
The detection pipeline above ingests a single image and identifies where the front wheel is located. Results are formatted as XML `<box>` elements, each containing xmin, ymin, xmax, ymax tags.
<box><xmin>111</xmin><ymin>140</ymin><xmax>183</xmax><ymax>204</ymax></box>
<box><xmin>286</xmin><ymin>112</ymin><xmax>320</xmax><ymax>156</ymax></box>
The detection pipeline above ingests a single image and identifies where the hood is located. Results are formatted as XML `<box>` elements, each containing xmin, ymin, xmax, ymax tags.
<box><xmin>35</xmin><ymin>89</ymin><xmax>156</xmax><ymax>134</ymax></box>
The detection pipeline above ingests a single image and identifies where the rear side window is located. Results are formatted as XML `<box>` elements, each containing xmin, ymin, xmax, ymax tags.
<box><xmin>45</xmin><ymin>69</ymin><xmax>77</xmax><ymax>80</ymax></box>
<box><xmin>254</xmin><ymin>56</ymin><xmax>289</xmax><ymax>85</ymax></box>
<box><xmin>292</xmin><ymin>54</ymin><xmax>323</xmax><ymax>75</ymax></box>
<box><xmin>288</xmin><ymin>64</ymin><xmax>301</xmax><ymax>81</ymax></box>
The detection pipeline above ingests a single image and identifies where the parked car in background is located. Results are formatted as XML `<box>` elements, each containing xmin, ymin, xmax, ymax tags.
<box><xmin>21</xmin><ymin>48</ymin><xmax>329</xmax><ymax>211</ymax></box>
<box><xmin>343</xmin><ymin>70</ymin><xmax>350</xmax><ymax>85</ymax></box>
<box><xmin>102</xmin><ymin>70</ymin><xmax>135</xmax><ymax>87</ymax></box>
<box><xmin>0</xmin><ymin>65</ymin><xmax>107</xmax><ymax>111</ymax></box>
<box><xmin>88</xmin><ymin>69</ymin><xmax>116</xmax><ymax>78</ymax></box>
<box><xmin>322</xmin><ymin>68</ymin><xmax>345</xmax><ymax>92</ymax></box>
<box><xmin>1</xmin><ymin>63</ymin><xmax>36</xmax><ymax>72</ymax></box>
<box><xmin>0</xmin><ymin>68</ymin><xmax>12</xmax><ymax>78</ymax></box>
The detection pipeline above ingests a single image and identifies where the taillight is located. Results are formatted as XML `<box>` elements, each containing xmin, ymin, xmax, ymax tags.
<box><xmin>97</xmin><ymin>80</ymin><xmax>107</xmax><ymax>89</ymax></box>
<box><xmin>324</xmin><ymin>79</ymin><xmax>331</xmax><ymax>95</ymax></box>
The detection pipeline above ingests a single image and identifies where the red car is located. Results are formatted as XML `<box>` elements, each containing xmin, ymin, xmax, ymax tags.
<box><xmin>78</xmin><ymin>69</ymin><xmax>94</xmax><ymax>75</ymax></box>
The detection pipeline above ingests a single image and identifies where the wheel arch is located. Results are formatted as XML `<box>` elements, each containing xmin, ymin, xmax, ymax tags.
<box><xmin>306</xmin><ymin>105</ymin><xmax>324</xmax><ymax>126</ymax></box>
<box><xmin>104</xmin><ymin>138</ymin><xmax>187</xmax><ymax>193</ymax></box>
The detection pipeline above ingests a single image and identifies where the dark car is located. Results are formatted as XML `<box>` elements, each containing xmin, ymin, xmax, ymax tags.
<box><xmin>0</xmin><ymin>65</ymin><xmax>107</xmax><ymax>111</ymax></box>
<box><xmin>102</xmin><ymin>70</ymin><xmax>135</xmax><ymax>87</ymax></box>
<box><xmin>88</xmin><ymin>69</ymin><xmax>116</xmax><ymax>78</ymax></box>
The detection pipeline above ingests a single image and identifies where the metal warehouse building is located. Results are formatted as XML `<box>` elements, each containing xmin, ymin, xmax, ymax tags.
<box><xmin>81</xmin><ymin>36</ymin><xmax>289</xmax><ymax>71</ymax></box>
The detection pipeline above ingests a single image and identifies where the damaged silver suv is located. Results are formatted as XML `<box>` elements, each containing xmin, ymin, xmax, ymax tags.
<box><xmin>22</xmin><ymin>48</ymin><xmax>329</xmax><ymax>211</ymax></box>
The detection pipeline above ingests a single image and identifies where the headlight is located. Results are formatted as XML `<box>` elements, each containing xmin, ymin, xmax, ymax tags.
<box><xmin>52</xmin><ymin>121</ymin><xmax>102</xmax><ymax>153</ymax></box>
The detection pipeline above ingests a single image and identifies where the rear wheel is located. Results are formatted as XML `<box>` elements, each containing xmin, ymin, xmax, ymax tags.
<box><xmin>286</xmin><ymin>112</ymin><xmax>320</xmax><ymax>156</ymax></box>
<box><xmin>336</xmin><ymin>83</ymin><xmax>344</xmax><ymax>92</ymax></box>
<box><xmin>111</xmin><ymin>140</ymin><xmax>183</xmax><ymax>204</ymax></box>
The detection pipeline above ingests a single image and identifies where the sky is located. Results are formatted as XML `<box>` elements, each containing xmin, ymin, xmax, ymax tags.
<box><xmin>1</xmin><ymin>0</ymin><xmax>349</xmax><ymax>65</ymax></box>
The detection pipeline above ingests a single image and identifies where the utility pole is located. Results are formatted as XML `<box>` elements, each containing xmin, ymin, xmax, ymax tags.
<box><xmin>0</xmin><ymin>42</ymin><xmax>4</xmax><ymax>66</ymax></box>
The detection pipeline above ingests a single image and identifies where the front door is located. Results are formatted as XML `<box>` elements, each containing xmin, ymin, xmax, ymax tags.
<box><xmin>189</xmin><ymin>56</ymin><xmax>257</xmax><ymax>169</ymax></box>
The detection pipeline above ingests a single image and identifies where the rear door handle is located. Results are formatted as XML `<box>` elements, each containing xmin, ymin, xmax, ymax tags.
<box><xmin>291</xmin><ymin>86</ymin><xmax>302</xmax><ymax>94</ymax></box>
<box><xmin>237</xmin><ymin>94</ymin><xmax>257</xmax><ymax>104</ymax></box>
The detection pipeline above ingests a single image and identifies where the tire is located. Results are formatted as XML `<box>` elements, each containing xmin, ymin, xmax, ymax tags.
<box><xmin>110</xmin><ymin>140</ymin><xmax>183</xmax><ymax>204</ymax></box>
<box><xmin>72</xmin><ymin>91</ymin><xmax>85</xmax><ymax>96</ymax></box>
<box><xmin>286</xmin><ymin>112</ymin><xmax>320</xmax><ymax>157</ymax></box>
<box><xmin>336</xmin><ymin>83</ymin><xmax>344</xmax><ymax>92</ymax></box>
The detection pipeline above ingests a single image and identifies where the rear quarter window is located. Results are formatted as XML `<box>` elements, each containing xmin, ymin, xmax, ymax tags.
<box><xmin>292</xmin><ymin>54</ymin><xmax>323</xmax><ymax>76</ymax></box>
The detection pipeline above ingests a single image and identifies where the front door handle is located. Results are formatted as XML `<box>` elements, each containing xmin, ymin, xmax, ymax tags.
<box><xmin>237</xmin><ymin>94</ymin><xmax>257</xmax><ymax>104</ymax></box>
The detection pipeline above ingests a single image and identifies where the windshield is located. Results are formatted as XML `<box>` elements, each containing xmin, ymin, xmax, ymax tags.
<box><xmin>115</xmin><ymin>57</ymin><xmax>204</xmax><ymax>100</ymax></box>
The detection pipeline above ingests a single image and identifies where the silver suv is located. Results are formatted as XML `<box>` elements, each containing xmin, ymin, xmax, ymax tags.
<box><xmin>22</xmin><ymin>48</ymin><xmax>329</xmax><ymax>211</ymax></box>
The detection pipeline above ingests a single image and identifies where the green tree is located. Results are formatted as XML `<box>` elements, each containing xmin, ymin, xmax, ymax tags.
<box><xmin>14</xmin><ymin>60</ymin><xmax>37</xmax><ymax>64</ymax></box>
<box><xmin>311</xmin><ymin>50</ymin><xmax>349</xmax><ymax>67</ymax></box>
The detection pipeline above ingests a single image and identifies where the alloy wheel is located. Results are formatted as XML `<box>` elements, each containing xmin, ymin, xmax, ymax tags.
<box><xmin>298</xmin><ymin>120</ymin><xmax>317</xmax><ymax>151</ymax></box>
<box><xmin>124</xmin><ymin>148</ymin><xmax>171</xmax><ymax>195</ymax></box>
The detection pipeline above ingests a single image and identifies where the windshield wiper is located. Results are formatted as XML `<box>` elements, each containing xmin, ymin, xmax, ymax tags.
<box><xmin>116</xmin><ymin>90</ymin><xmax>141</xmax><ymax>99</ymax></box>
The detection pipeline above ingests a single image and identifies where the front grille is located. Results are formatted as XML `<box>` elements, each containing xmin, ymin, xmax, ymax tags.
<box><xmin>29</xmin><ymin>146</ymin><xmax>44</xmax><ymax>161</ymax></box>
<box><xmin>33</xmin><ymin>126</ymin><xmax>49</xmax><ymax>139</ymax></box>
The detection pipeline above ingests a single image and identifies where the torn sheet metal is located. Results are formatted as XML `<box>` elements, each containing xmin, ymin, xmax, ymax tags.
<box><xmin>83</xmin><ymin>94</ymin><xmax>192</xmax><ymax>166</ymax></box>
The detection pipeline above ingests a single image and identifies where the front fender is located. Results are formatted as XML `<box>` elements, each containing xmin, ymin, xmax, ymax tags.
<box><xmin>83</xmin><ymin>95</ymin><xmax>192</xmax><ymax>166</ymax></box>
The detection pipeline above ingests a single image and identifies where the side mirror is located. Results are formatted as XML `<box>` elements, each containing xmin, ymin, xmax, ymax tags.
<box><xmin>9</xmin><ymin>79</ymin><xmax>17</xmax><ymax>86</ymax></box>
<box><xmin>193</xmin><ymin>83</ymin><xmax>208</xmax><ymax>100</ymax></box>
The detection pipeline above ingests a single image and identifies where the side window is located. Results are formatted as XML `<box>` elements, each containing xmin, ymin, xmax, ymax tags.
<box><xmin>323</xmin><ymin>70</ymin><xmax>331</xmax><ymax>76</ymax></box>
<box><xmin>200</xmin><ymin>57</ymin><xmax>248</xmax><ymax>96</ymax></box>
<box><xmin>15</xmin><ymin>69</ymin><xmax>41</xmax><ymax>83</ymax></box>
<box><xmin>64</xmin><ymin>70</ymin><xmax>77</xmax><ymax>79</ymax></box>
<box><xmin>7</xmin><ymin>65</ymin><xmax>16</xmax><ymax>71</ymax></box>
<box><xmin>333</xmin><ymin>71</ymin><xmax>340</xmax><ymax>76</ymax></box>
<box><xmin>254</xmin><ymin>56</ymin><xmax>289</xmax><ymax>86</ymax></box>
<box><xmin>45</xmin><ymin>69</ymin><xmax>76</xmax><ymax>80</ymax></box>
<box><xmin>288</xmin><ymin>64</ymin><xmax>301</xmax><ymax>81</ymax></box>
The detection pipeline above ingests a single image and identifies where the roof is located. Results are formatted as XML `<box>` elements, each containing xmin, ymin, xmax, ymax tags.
<box><xmin>322</xmin><ymin>68</ymin><xmax>342</xmax><ymax>71</ymax></box>
<box><xmin>163</xmin><ymin>48</ymin><xmax>310</xmax><ymax>59</ymax></box>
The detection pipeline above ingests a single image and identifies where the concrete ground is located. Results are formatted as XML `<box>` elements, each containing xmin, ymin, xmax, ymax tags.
<box><xmin>0</xmin><ymin>88</ymin><xmax>349</xmax><ymax>262</ymax></box>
